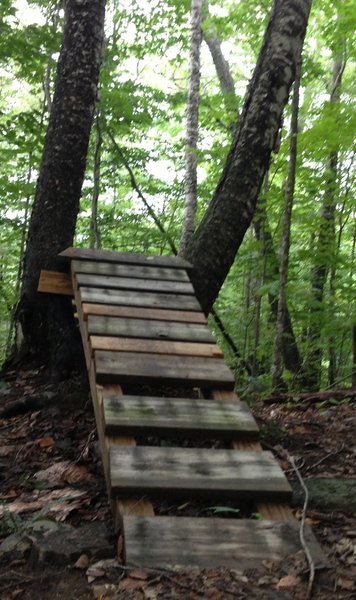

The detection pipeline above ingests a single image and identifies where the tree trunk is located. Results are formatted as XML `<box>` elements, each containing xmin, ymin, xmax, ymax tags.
<box><xmin>90</xmin><ymin>110</ymin><xmax>103</xmax><ymax>250</ymax></box>
<box><xmin>306</xmin><ymin>50</ymin><xmax>345</xmax><ymax>390</ymax></box>
<box><xmin>179</xmin><ymin>0</ymin><xmax>203</xmax><ymax>255</ymax></box>
<box><xmin>271</xmin><ymin>60</ymin><xmax>301</xmax><ymax>390</ymax></box>
<box><xmin>17</xmin><ymin>0</ymin><xmax>106</xmax><ymax>370</ymax></box>
<box><xmin>185</xmin><ymin>0</ymin><xmax>312</xmax><ymax>314</ymax></box>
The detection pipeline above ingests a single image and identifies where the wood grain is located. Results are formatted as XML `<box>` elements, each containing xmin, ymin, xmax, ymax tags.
<box><xmin>72</xmin><ymin>259</ymin><xmax>190</xmax><ymax>282</ymax></box>
<box><xmin>76</xmin><ymin>273</ymin><xmax>195</xmax><ymax>295</ymax></box>
<box><xmin>82</xmin><ymin>303</ymin><xmax>207</xmax><ymax>323</ymax></box>
<box><xmin>110</xmin><ymin>446</ymin><xmax>292</xmax><ymax>501</ymax></box>
<box><xmin>88</xmin><ymin>315</ymin><xmax>214</xmax><ymax>343</ymax></box>
<box><xmin>60</xmin><ymin>246</ymin><xmax>192</xmax><ymax>269</ymax></box>
<box><xmin>123</xmin><ymin>516</ymin><xmax>327</xmax><ymax>570</ymax></box>
<box><xmin>95</xmin><ymin>350</ymin><xmax>235</xmax><ymax>389</ymax></box>
<box><xmin>90</xmin><ymin>336</ymin><xmax>223</xmax><ymax>358</ymax></box>
<box><xmin>103</xmin><ymin>395</ymin><xmax>259</xmax><ymax>440</ymax></box>
<box><xmin>38</xmin><ymin>270</ymin><xmax>73</xmax><ymax>295</ymax></box>
<box><xmin>78</xmin><ymin>287</ymin><xmax>202</xmax><ymax>311</ymax></box>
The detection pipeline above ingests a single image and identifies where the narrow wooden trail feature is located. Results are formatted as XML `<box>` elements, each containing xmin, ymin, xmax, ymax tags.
<box><xmin>40</xmin><ymin>247</ymin><xmax>326</xmax><ymax>571</ymax></box>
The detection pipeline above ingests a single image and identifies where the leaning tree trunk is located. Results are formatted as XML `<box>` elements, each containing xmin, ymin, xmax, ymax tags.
<box><xmin>185</xmin><ymin>0</ymin><xmax>312</xmax><ymax>314</ymax></box>
<box><xmin>179</xmin><ymin>0</ymin><xmax>203</xmax><ymax>256</ymax></box>
<box><xmin>17</xmin><ymin>0</ymin><xmax>106</xmax><ymax>371</ymax></box>
<box><xmin>201</xmin><ymin>7</ymin><xmax>304</xmax><ymax>376</ymax></box>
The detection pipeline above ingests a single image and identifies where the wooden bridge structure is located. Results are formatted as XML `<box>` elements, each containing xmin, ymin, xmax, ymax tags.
<box><xmin>38</xmin><ymin>247</ymin><xmax>324</xmax><ymax>571</ymax></box>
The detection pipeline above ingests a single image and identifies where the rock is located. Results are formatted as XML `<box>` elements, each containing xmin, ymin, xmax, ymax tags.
<box><xmin>291</xmin><ymin>478</ymin><xmax>356</xmax><ymax>512</ymax></box>
<box><xmin>0</xmin><ymin>533</ymin><xmax>32</xmax><ymax>561</ymax></box>
<box><xmin>30</xmin><ymin>522</ymin><xmax>113</xmax><ymax>565</ymax></box>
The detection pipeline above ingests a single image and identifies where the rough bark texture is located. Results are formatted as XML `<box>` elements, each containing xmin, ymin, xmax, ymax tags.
<box><xmin>271</xmin><ymin>60</ymin><xmax>301</xmax><ymax>390</ymax></box>
<box><xmin>18</xmin><ymin>0</ymin><xmax>106</xmax><ymax>369</ymax></box>
<box><xmin>179</xmin><ymin>0</ymin><xmax>203</xmax><ymax>256</ymax></box>
<box><xmin>185</xmin><ymin>0</ymin><xmax>312</xmax><ymax>314</ymax></box>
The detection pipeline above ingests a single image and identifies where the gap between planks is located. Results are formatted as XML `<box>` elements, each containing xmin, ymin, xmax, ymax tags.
<box><xmin>211</xmin><ymin>390</ymin><xmax>294</xmax><ymax>521</ymax></box>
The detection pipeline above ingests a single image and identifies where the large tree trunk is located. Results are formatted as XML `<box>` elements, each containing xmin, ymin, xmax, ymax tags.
<box><xmin>17</xmin><ymin>0</ymin><xmax>105</xmax><ymax>370</ymax></box>
<box><xmin>185</xmin><ymin>0</ymin><xmax>312</xmax><ymax>314</ymax></box>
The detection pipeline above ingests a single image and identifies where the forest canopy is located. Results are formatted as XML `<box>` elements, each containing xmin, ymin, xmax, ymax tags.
<box><xmin>0</xmin><ymin>0</ymin><xmax>355</xmax><ymax>392</ymax></box>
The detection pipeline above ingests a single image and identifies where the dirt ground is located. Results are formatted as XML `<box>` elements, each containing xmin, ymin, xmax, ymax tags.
<box><xmin>0</xmin><ymin>364</ymin><xmax>355</xmax><ymax>599</ymax></box>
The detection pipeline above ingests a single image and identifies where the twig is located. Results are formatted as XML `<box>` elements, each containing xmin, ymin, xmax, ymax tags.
<box><xmin>305</xmin><ymin>444</ymin><xmax>344</xmax><ymax>473</ymax></box>
<box><xmin>108</xmin><ymin>130</ymin><xmax>178</xmax><ymax>255</ymax></box>
<box><xmin>75</xmin><ymin>427</ymin><xmax>96</xmax><ymax>463</ymax></box>
<box><xmin>287</xmin><ymin>453</ymin><xmax>315</xmax><ymax>599</ymax></box>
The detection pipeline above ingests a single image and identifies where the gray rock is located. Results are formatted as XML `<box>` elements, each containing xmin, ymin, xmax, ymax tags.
<box><xmin>291</xmin><ymin>478</ymin><xmax>356</xmax><ymax>512</ymax></box>
<box><xmin>29</xmin><ymin>521</ymin><xmax>113</xmax><ymax>565</ymax></box>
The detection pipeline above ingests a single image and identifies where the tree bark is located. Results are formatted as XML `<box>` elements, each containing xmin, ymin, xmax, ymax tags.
<box><xmin>179</xmin><ymin>0</ymin><xmax>203</xmax><ymax>255</ymax></box>
<box><xmin>271</xmin><ymin>60</ymin><xmax>301</xmax><ymax>390</ymax></box>
<box><xmin>18</xmin><ymin>0</ymin><xmax>106</xmax><ymax>369</ymax></box>
<box><xmin>306</xmin><ymin>50</ymin><xmax>345</xmax><ymax>390</ymax></box>
<box><xmin>185</xmin><ymin>0</ymin><xmax>312</xmax><ymax>314</ymax></box>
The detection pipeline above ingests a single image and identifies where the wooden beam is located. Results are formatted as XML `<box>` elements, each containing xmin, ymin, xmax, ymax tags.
<box><xmin>38</xmin><ymin>270</ymin><xmax>73</xmax><ymax>295</ymax></box>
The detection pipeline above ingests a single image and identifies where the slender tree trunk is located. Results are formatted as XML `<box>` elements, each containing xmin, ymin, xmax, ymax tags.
<box><xmin>17</xmin><ymin>0</ymin><xmax>106</xmax><ymax>369</ymax></box>
<box><xmin>186</xmin><ymin>0</ymin><xmax>312</xmax><ymax>314</ymax></box>
<box><xmin>179</xmin><ymin>0</ymin><xmax>203</xmax><ymax>255</ymax></box>
<box><xmin>254</xmin><ymin>193</ymin><xmax>303</xmax><ymax>375</ymax></box>
<box><xmin>271</xmin><ymin>60</ymin><xmax>301</xmax><ymax>390</ymax></box>
<box><xmin>90</xmin><ymin>110</ymin><xmax>103</xmax><ymax>250</ymax></box>
<box><xmin>306</xmin><ymin>51</ymin><xmax>345</xmax><ymax>390</ymax></box>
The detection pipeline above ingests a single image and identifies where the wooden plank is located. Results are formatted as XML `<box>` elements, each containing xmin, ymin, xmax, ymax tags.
<box><xmin>82</xmin><ymin>303</ymin><xmax>207</xmax><ymax>324</ymax></box>
<box><xmin>88</xmin><ymin>316</ymin><xmax>214</xmax><ymax>343</ymax></box>
<box><xmin>79</xmin><ymin>287</ymin><xmax>202</xmax><ymax>312</ymax></box>
<box><xmin>110</xmin><ymin>446</ymin><xmax>292</xmax><ymax>502</ymax></box>
<box><xmin>211</xmin><ymin>389</ymin><xmax>294</xmax><ymax>521</ymax></box>
<box><xmin>103</xmin><ymin>395</ymin><xmax>259</xmax><ymax>440</ymax></box>
<box><xmin>123</xmin><ymin>516</ymin><xmax>327</xmax><ymax>570</ymax></box>
<box><xmin>90</xmin><ymin>336</ymin><xmax>223</xmax><ymax>358</ymax></box>
<box><xmin>72</xmin><ymin>259</ymin><xmax>190</xmax><ymax>282</ymax></box>
<box><xmin>60</xmin><ymin>246</ymin><xmax>192</xmax><ymax>269</ymax></box>
<box><xmin>38</xmin><ymin>270</ymin><xmax>73</xmax><ymax>295</ymax></box>
<box><xmin>76</xmin><ymin>273</ymin><xmax>195</xmax><ymax>296</ymax></box>
<box><xmin>95</xmin><ymin>351</ymin><xmax>235</xmax><ymax>389</ymax></box>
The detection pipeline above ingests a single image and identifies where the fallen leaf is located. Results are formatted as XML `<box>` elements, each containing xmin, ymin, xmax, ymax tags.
<box><xmin>35</xmin><ymin>436</ymin><xmax>55</xmax><ymax>448</ymax></box>
<box><xmin>276</xmin><ymin>575</ymin><xmax>301</xmax><ymax>589</ymax></box>
<box><xmin>0</xmin><ymin>445</ymin><xmax>16</xmax><ymax>457</ymax></box>
<box><xmin>129</xmin><ymin>569</ymin><xmax>148</xmax><ymax>580</ymax></box>
<box><xmin>74</xmin><ymin>553</ymin><xmax>90</xmax><ymax>569</ymax></box>
<box><xmin>119</xmin><ymin>577</ymin><xmax>147</xmax><ymax>592</ymax></box>
<box><xmin>337</xmin><ymin>577</ymin><xmax>355</xmax><ymax>590</ymax></box>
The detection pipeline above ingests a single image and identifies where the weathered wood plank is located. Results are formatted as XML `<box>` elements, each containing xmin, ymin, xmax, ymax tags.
<box><xmin>90</xmin><ymin>336</ymin><xmax>223</xmax><ymax>358</ymax></box>
<box><xmin>110</xmin><ymin>446</ymin><xmax>292</xmax><ymax>501</ymax></box>
<box><xmin>60</xmin><ymin>247</ymin><xmax>192</xmax><ymax>269</ymax></box>
<box><xmin>76</xmin><ymin>273</ymin><xmax>195</xmax><ymax>296</ymax></box>
<box><xmin>72</xmin><ymin>259</ymin><xmax>190</xmax><ymax>282</ymax></box>
<box><xmin>88</xmin><ymin>316</ymin><xmax>214</xmax><ymax>343</ymax></box>
<box><xmin>95</xmin><ymin>351</ymin><xmax>235</xmax><ymax>389</ymax></box>
<box><xmin>82</xmin><ymin>303</ymin><xmax>207</xmax><ymax>324</ymax></box>
<box><xmin>38</xmin><ymin>270</ymin><xmax>73</xmax><ymax>295</ymax></box>
<box><xmin>79</xmin><ymin>287</ymin><xmax>202</xmax><ymax>312</ymax></box>
<box><xmin>103</xmin><ymin>395</ymin><xmax>259</xmax><ymax>440</ymax></box>
<box><xmin>123</xmin><ymin>516</ymin><xmax>327</xmax><ymax>570</ymax></box>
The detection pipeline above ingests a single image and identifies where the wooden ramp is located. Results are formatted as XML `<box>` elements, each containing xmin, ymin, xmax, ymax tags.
<box><xmin>39</xmin><ymin>248</ymin><xmax>326</xmax><ymax>571</ymax></box>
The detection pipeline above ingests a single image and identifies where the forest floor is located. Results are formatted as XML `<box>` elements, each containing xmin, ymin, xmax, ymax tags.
<box><xmin>0</xmin><ymin>364</ymin><xmax>355</xmax><ymax>600</ymax></box>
